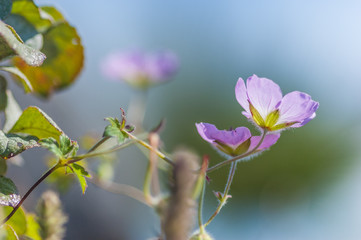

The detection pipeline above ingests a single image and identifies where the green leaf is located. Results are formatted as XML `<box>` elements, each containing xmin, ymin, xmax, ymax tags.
<box><xmin>70</xmin><ymin>163</ymin><xmax>91</xmax><ymax>194</ymax></box>
<box><xmin>39</xmin><ymin>138</ymin><xmax>62</xmax><ymax>158</ymax></box>
<box><xmin>13</xmin><ymin>22</ymin><xmax>84</xmax><ymax>97</ymax></box>
<box><xmin>0</xmin><ymin>0</ymin><xmax>12</xmax><ymax>20</ymax></box>
<box><xmin>0</xmin><ymin>158</ymin><xmax>7</xmax><ymax>176</ymax></box>
<box><xmin>3</xmin><ymin>206</ymin><xmax>27</xmax><ymax>236</ymax></box>
<box><xmin>1</xmin><ymin>225</ymin><xmax>19</xmax><ymax>240</ymax></box>
<box><xmin>3</xmin><ymin>14</ymin><xmax>38</xmax><ymax>42</ymax></box>
<box><xmin>9</xmin><ymin>0</ymin><xmax>51</xmax><ymax>33</ymax></box>
<box><xmin>41</xmin><ymin>135</ymin><xmax>78</xmax><ymax>159</ymax></box>
<box><xmin>0</xmin><ymin>176</ymin><xmax>20</xmax><ymax>207</ymax></box>
<box><xmin>0</xmin><ymin>20</ymin><xmax>46</xmax><ymax>66</ymax></box>
<box><xmin>24</xmin><ymin>214</ymin><xmax>41</xmax><ymax>240</ymax></box>
<box><xmin>0</xmin><ymin>75</ymin><xmax>7</xmax><ymax>111</ymax></box>
<box><xmin>39</xmin><ymin>6</ymin><xmax>65</xmax><ymax>23</ymax></box>
<box><xmin>3</xmin><ymin>90</ymin><xmax>22</xmax><ymax>133</ymax></box>
<box><xmin>0</xmin><ymin>131</ymin><xmax>39</xmax><ymax>160</ymax></box>
<box><xmin>103</xmin><ymin>117</ymin><xmax>127</xmax><ymax>143</ymax></box>
<box><xmin>59</xmin><ymin>134</ymin><xmax>78</xmax><ymax>157</ymax></box>
<box><xmin>0</xmin><ymin>66</ymin><xmax>33</xmax><ymax>93</ymax></box>
<box><xmin>9</xmin><ymin>106</ymin><xmax>63</xmax><ymax>142</ymax></box>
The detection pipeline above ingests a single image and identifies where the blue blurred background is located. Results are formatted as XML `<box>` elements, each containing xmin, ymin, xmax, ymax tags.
<box><xmin>7</xmin><ymin>0</ymin><xmax>361</xmax><ymax>239</ymax></box>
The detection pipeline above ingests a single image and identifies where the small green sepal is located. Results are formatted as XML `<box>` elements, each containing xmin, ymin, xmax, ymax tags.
<box><xmin>234</xmin><ymin>138</ymin><xmax>251</xmax><ymax>156</ymax></box>
<box><xmin>249</xmin><ymin>102</ymin><xmax>265</xmax><ymax>127</ymax></box>
<box><xmin>265</xmin><ymin>109</ymin><xmax>280</xmax><ymax>128</ymax></box>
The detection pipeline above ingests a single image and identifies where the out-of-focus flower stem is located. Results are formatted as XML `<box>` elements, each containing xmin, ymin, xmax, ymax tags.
<box><xmin>128</xmin><ymin>89</ymin><xmax>148</xmax><ymax>133</ymax></box>
<box><xmin>198</xmin><ymin>181</ymin><xmax>206</xmax><ymax>235</ymax></box>
<box><xmin>88</xmin><ymin>171</ymin><xmax>149</xmax><ymax>206</ymax></box>
<box><xmin>207</xmin><ymin>130</ymin><xmax>268</xmax><ymax>173</ymax></box>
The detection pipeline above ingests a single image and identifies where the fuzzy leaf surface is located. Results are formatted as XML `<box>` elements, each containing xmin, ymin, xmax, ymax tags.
<box><xmin>3</xmin><ymin>90</ymin><xmax>22</xmax><ymax>133</ymax></box>
<box><xmin>0</xmin><ymin>176</ymin><xmax>20</xmax><ymax>207</ymax></box>
<box><xmin>0</xmin><ymin>20</ymin><xmax>45</xmax><ymax>66</ymax></box>
<box><xmin>0</xmin><ymin>66</ymin><xmax>32</xmax><ymax>93</ymax></box>
<box><xmin>0</xmin><ymin>130</ymin><xmax>39</xmax><ymax>159</ymax></box>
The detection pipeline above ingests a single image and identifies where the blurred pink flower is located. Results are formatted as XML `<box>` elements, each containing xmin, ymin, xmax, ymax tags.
<box><xmin>101</xmin><ymin>50</ymin><xmax>178</xmax><ymax>89</ymax></box>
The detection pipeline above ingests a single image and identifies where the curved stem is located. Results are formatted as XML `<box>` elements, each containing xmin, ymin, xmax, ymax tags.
<box><xmin>1</xmin><ymin>163</ymin><xmax>61</xmax><ymax>225</ymax></box>
<box><xmin>207</xmin><ymin>130</ymin><xmax>268</xmax><ymax>173</ymax></box>
<box><xmin>125</xmin><ymin>132</ymin><xmax>174</xmax><ymax>166</ymax></box>
<box><xmin>88</xmin><ymin>172</ymin><xmax>148</xmax><ymax>206</ymax></box>
<box><xmin>204</xmin><ymin>161</ymin><xmax>237</xmax><ymax>228</ymax></box>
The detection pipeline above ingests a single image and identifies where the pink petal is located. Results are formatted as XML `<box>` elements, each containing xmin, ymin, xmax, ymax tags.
<box><xmin>277</xmin><ymin>91</ymin><xmax>319</xmax><ymax>126</ymax></box>
<box><xmin>246</xmin><ymin>75</ymin><xmax>283</xmax><ymax>119</ymax></box>
<box><xmin>235</xmin><ymin>78</ymin><xmax>250</xmax><ymax>116</ymax></box>
<box><xmin>250</xmin><ymin>133</ymin><xmax>280</xmax><ymax>150</ymax></box>
<box><xmin>195</xmin><ymin>123</ymin><xmax>251</xmax><ymax>146</ymax></box>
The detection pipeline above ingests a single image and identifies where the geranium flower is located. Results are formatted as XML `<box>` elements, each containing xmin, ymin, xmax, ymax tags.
<box><xmin>195</xmin><ymin>122</ymin><xmax>280</xmax><ymax>157</ymax></box>
<box><xmin>101</xmin><ymin>50</ymin><xmax>178</xmax><ymax>89</ymax></box>
<box><xmin>235</xmin><ymin>75</ymin><xmax>319</xmax><ymax>131</ymax></box>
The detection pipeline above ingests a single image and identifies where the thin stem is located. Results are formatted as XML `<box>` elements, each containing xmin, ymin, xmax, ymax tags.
<box><xmin>207</xmin><ymin>130</ymin><xmax>268</xmax><ymax>173</ymax></box>
<box><xmin>125</xmin><ymin>132</ymin><xmax>174</xmax><ymax>166</ymax></box>
<box><xmin>1</xmin><ymin>163</ymin><xmax>61</xmax><ymax>225</ymax></box>
<box><xmin>88</xmin><ymin>172</ymin><xmax>148</xmax><ymax>206</ymax></box>
<box><xmin>198</xmin><ymin>181</ymin><xmax>206</xmax><ymax>234</ymax></box>
<box><xmin>67</xmin><ymin>138</ymin><xmax>136</xmax><ymax>164</ymax></box>
<box><xmin>87</xmin><ymin>136</ymin><xmax>111</xmax><ymax>153</ymax></box>
<box><xmin>204</xmin><ymin>161</ymin><xmax>237</xmax><ymax>228</ymax></box>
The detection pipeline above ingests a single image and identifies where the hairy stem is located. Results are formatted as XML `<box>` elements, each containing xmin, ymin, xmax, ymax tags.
<box><xmin>1</xmin><ymin>164</ymin><xmax>62</xmax><ymax>225</ymax></box>
<box><xmin>204</xmin><ymin>161</ymin><xmax>237</xmax><ymax>228</ymax></box>
<box><xmin>207</xmin><ymin>130</ymin><xmax>268</xmax><ymax>173</ymax></box>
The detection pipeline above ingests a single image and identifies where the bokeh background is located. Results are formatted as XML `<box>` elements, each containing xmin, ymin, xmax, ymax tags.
<box><xmin>6</xmin><ymin>0</ymin><xmax>361</xmax><ymax>239</ymax></box>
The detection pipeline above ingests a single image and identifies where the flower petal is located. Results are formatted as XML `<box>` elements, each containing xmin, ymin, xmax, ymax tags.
<box><xmin>291</xmin><ymin>112</ymin><xmax>317</xmax><ymax>128</ymax></box>
<box><xmin>246</xmin><ymin>75</ymin><xmax>283</xmax><ymax>119</ymax></box>
<box><xmin>196</xmin><ymin>122</ymin><xmax>217</xmax><ymax>144</ymax></box>
<box><xmin>235</xmin><ymin>78</ymin><xmax>250</xmax><ymax>115</ymax></box>
<box><xmin>277</xmin><ymin>91</ymin><xmax>319</xmax><ymax>125</ymax></box>
<box><xmin>195</xmin><ymin>123</ymin><xmax>251</xmax><ymax>146</ymax></box>
<box><xmin>250</xmin><ymin>133</ymin><xmax>280</xmax><ymax>150</ymax></box>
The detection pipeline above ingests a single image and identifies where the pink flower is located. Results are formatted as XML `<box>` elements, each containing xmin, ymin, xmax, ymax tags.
<box><xmin>196</xmin><ymin>122</ymin><xmax>280</xmax><ymax>157</ymax></box>
<box><xmin>235</xmin><ymin>75</ymin><xmax>319</xmax><ymax>131</ymax></box>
